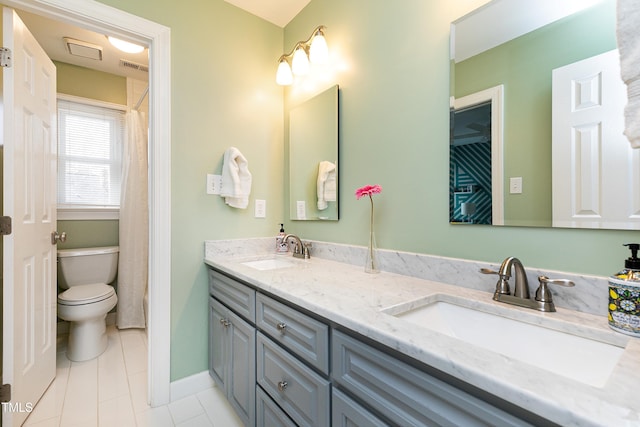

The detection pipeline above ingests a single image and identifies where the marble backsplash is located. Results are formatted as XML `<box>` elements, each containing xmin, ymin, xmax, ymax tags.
<box><xmin>204</xmin><ymin>237</ymin><xmax>610</xmax><ymax>318</ymax></box>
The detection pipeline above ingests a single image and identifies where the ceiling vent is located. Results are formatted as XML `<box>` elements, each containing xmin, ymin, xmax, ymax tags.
<box><xmin>119</xmin><ymin>59</ymin><xmax>149</xmax><ymax>73</ymax></box>
<box><xmin>64</xmin><ymin>37</ymin><xmax>103</xmax><ymax>60</ymax></box>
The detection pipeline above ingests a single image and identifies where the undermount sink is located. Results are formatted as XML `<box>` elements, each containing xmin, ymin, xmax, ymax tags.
<box><xmin>240</xmin><ymin>258</ymin><xmax>295</xmax><ymax>271</ymax></box>
<box><xmin>382</xmin><ymin>295</ymin><xmax>626</xmax><ymax>388</ymax></box>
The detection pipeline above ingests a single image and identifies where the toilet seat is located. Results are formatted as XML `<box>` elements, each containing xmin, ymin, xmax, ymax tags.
<box><xmin>58</xmin><ymin>283</ymin><xmax>115</xmax><ymax>306</ymax></box>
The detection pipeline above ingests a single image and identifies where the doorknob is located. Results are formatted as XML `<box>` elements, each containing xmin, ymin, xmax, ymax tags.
<box><xmin>51</xmin><ymin>231</ymin><xmax>67</xmax><ymax>245</ymax></box>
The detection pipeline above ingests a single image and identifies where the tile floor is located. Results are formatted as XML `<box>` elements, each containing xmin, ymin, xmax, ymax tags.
<box><xmin>23</xmin><ymin>325</ymin><xmax>243</xmax><ymax>427</ymax></box>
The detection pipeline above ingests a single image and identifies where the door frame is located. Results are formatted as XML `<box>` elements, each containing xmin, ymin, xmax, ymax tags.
<box><xmin>452</xmin><ymin>84</ymin><xmax>505</xmax><ymax>226</ymax></box>
<box><xmin>2</xmin><ymin>0</ymin><xmax>172</xmax><ymax>406</ymax></box>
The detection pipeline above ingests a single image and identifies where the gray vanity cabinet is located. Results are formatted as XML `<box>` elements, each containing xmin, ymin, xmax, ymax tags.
<box><xmin>208</xmin><ymin>269</ymin><xmax>257</xmax><ymax>427</ymax></box>
<box><xmin>208</xmin><ymin>266</ymin><xmax>539</xmax><ymax>427</ymax></box>
<box><xmin>332</xmin><ymin>330</ymin><xmax>532</xmax><ymax>427</ymax></box>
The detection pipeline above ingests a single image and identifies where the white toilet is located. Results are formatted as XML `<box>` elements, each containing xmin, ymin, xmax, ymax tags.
<box><xmin>57</xmin><ymin>246</ymin><xmax>119</xmax><ymax>362</ymax></box>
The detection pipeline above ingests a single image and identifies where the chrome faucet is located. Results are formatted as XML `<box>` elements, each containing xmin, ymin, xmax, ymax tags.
<box><xmin>282</xmin><ymin>234</ymin><xmax>311</xmax><ymax>259</ymax></box>
<box><xmin>497</xmin><ymin>257</ymin><xmax>530</xmax><ymax>299</ymax></box>
<box><xmin>481</xmin><ymin>257</ymin><xmax>574</xmax><ymax>312</ymax></box>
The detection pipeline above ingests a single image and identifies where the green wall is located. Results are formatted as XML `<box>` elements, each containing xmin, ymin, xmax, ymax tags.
<box><xmin>54</xmin><ymin>61</ymin><xmax>125</xmax><ymax>250</ymax></box>
<box><xmin>54</xmin><ymin>61</ymin><xmax>127</xmax><ymax>105</ymax></box>
<box><xmin>87</xmin><ymin>0</ymin><xmax>640</xmax><ymax>382</ymax></box>
<box><xmin>454</xmin><ymin>1</ymin><xmax>617</xmax><ymax>226</ymax></box>
<box><xmin>96</xmin><ymin>0</ymin><xmax>284</xmax><ymax>381</ymax></box>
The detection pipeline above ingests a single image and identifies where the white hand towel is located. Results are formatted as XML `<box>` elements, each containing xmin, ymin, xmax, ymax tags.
<box><xmin>617</xmin><ymin>0</ymin><xmax>640</xmax><ymax>148</ymax></box>
<box><xmin>220</xmin><ymin>147</ymin><xmax>252</xmax><ymax>209</ymax></box>
<box><xmin>317</xmin><ymin>161</ymin><xmax>336</xmax><ymax>210</ymax></box>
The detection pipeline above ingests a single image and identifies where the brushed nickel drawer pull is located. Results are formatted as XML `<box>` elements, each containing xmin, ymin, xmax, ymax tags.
<box><xmin>277</xmin><ymin>380</ymin><xmax>288</xmax><ymax>391</ymax></box>
<box><xmin>219</xmin><ymin>318</ymin><xmax>231</xmax><ymax>327</ymax></box>
<box><xmin>276</xmin><ymin>322</ymin><xmax>287</xmax><ymax>332</ymax></box>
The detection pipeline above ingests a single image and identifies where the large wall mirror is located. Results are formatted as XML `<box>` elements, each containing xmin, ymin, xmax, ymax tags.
<box><xmin>450</xmin><ymin>0</ymin><xmax>639</xmax><ymax>230</ymax></box>
<box><xmin>289</xmin><ymin>85</ymin><xmax>339</xmax><ymax>220</ymax></box>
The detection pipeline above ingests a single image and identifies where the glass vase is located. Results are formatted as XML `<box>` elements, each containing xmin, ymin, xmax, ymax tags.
<box><xmin>365</xmin><ymin>230</ymin><xmax>380</xmax><ymax>274</ymax></box>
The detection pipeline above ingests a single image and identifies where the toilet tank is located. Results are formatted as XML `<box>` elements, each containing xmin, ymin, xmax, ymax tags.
<box><xmin>57</xmin><ymin>246</ymin><xmax>119</xmax><ymax>289</ymax></box>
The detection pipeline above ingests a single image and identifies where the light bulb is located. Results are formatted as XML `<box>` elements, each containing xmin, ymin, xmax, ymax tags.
<box><xmin>309</xmin><ymin>33</ymin><xmax>328</xmax><ymax>64</ymax></box>
<box><xmin>291</xmin><ymin>47</ymin><xmax>309</xmax><ymax>75</ymax></box>
<box><xmin>276</xmin><ymin>59</ymin><xmax>293</xmax><ymax>85</ymax></box>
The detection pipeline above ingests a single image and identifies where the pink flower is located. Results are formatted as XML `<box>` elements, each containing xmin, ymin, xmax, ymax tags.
<box><xmin>355</xmin><ymin>184</ymin><xmax>382</xmax><ymax>200</ymax></box>
<box><xmin>356</xmin><ymin>184</ymin><xmax>382</xmax><ymax>273</ymax></box>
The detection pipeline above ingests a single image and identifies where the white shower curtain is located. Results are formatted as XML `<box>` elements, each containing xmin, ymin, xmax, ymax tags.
<box><xmin>117</xmin><ymin>110</ymin><xmax>149</xmax><ymax>329</ymax></box>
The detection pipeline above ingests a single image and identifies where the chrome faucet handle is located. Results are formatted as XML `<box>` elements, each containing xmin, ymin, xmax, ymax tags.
<box><xmin>302</xmin><ymin>242</ymin><xmax>312</xmax><ymax>259</ymax></box>
<box><xmin>535</xmin><ymin>276</ymin><xmax>575</xmax><ymax>312</ymax></box>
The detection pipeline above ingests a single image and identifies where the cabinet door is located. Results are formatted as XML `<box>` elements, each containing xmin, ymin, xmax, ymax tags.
<box><xmin>209</xmin><ymin>297</ymin><xmax>228</xmax><ymax>389</ymax></box>
<box><xmin>228</xmin><ymin>309</ymin><xmax>256</xmax><ymax>426</ymax></box>
<box><xmin>209</xmin><ymin>297</ymin><xmax>256</xmax><ymax>427</ymax></box>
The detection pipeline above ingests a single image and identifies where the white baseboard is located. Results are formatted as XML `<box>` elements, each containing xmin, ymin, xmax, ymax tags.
<box><xmin>170</xmin><ymin>370</ymin><xmax>216</xmax><ymax>402</ymax></box>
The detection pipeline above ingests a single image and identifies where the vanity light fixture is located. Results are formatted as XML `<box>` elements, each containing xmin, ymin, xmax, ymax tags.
<box><xmin>276</xmin><ymin>25</ymin><xmax>328</xmax><ymax>86</ymax></box>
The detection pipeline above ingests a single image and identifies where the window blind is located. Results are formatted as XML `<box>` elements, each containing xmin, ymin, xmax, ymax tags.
<box><xmin>57</xmin><ymin>99</ymin><xmax>125</xmax><ymax>208</ymax></box>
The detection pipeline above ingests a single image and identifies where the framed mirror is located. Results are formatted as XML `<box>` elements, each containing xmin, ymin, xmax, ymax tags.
<box><xmin>450</xmin><ymin>0</ymin><xmax>638</xmax><ymax>230</ymax></box>
<box><xmin>289</xmin><ymin>85</ymin><xmax>339</xmax><ymax>220</ymax></box>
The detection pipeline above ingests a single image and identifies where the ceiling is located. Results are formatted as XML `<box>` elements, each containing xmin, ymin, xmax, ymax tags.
<box><xmin>14</xmin><ymin>0</ymin><xmax>308</xmax><ymax>81</ymax></box>
<box><xmin>16</xmin><ymin>9</ymin><xmax>149</xmax><ymax>81</ymax></box>
<box><xmin>223</xmin><ymin>0</ymin><xmax>311</xmax><ymax>27</ymax></box>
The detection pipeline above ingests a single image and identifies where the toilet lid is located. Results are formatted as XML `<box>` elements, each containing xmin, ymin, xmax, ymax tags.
<box><xmin>58</xmin><ymin>283</ymin><xmax>115</xmax><ymax>306</ymax></box>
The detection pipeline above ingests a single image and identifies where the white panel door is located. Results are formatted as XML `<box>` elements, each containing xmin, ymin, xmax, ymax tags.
<box><xmin>2</xmin><ymin>8</ymin><xmax>57</xmax><ymax>426</ymax></box>
<box><xmin>552</xmin><ymin>49</ymin><xmax>640</xmax><ymax>229</ymax></box>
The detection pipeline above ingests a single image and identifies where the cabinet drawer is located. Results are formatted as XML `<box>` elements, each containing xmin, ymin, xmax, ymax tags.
<box><xmin>256</xmin><ymin>386</ymin><xmax>297</xmax><ymax>427</ymax></box>
<box><xmin>256</xmin><ymin>293</ymin><xmax>329</xmax><ymax>374</ymax></box>
<box><xmin>257</xmin><ymin>332</ymin><xmax>330</xmax><ymax>427</ymax></box>
<box><xmin>332</xmin><ymin>388</ymin><xmax>387</xmax><ymax>427</ymax></box>
<box><xmin>208</xmin><ymin>269</ymin><xmax>255</xmax><ymax>322</ymax></box>
<box><xmin>332</xmin><ymin>330</ymin><xmax>531</xmax><ymax>427</ymax></box>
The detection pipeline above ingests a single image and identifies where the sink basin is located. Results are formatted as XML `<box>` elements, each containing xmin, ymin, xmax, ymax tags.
<box><xmin>383</xmin><ymin>295</ymin><xmax>626</xmax><ymax>388</ymax></box>
<box><xmin>241</xmin><ymin>258</ymin><xmax>295</xmax><ymax>271</ymax></box>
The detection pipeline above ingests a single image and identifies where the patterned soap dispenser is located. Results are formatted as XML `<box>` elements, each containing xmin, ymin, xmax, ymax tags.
<box><xmin>608</xmin><ymin>243</ymin><xmax>640</xmax><ymax>337</ymax></box>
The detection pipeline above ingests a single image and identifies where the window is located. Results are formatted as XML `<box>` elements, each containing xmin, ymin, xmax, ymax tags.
<box><xmin>57</xmin><ymin>98</ymin><xmax>125</xmax><ymax>219</ymax></box>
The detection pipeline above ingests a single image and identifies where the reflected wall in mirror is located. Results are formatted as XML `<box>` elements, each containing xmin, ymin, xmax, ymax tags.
<box><xmin>450</xmin><ymin>85</ymin><xmax>504</xmax><ymax>225</ymax></box>
<box><xmin>450</xmin><ymin>0</ymin><xmax>639</xmax><ymax>229</ymax></box>
<box><xmin>289</xmin><ymin>85</ymin><xmax>339</xmax><ymax>220</ymax></box>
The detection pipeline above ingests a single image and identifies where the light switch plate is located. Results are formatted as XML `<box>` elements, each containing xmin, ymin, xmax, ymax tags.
<box><xmin>296</xmin><ymin>201</ymin><xmax>306</xmax><ymax>220</ymax></box>
<box><xmin>207</xmin><ymin>174</ymin><xmax>222</xmax><ymax>195</ymax></box>
<box><xmin>255</xmin><ymin>199</ymin><xmax>266</xmax><ymax>218</ymax></box>
<box><xmin>510</xmin><ymin>177</ymin><xmax>523</xmax><ymax>194</ymax></box>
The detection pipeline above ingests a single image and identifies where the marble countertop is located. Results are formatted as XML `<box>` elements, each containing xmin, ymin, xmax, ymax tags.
<box><xmin>204</xmin><ymin>251</ymin><xmax>640</xmax><ymax>427</ymax></box>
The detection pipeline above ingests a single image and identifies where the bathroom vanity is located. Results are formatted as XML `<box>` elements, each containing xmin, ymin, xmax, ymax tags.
<box><xmin>205</xmin><ymin>239</ymin><xmax>640</xmax><ymax>427</ymax></box>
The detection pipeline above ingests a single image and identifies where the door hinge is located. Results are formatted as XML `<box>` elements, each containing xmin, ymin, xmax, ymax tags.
<box><xmin>1</xmin><ymin>216</ymin><xmax>12</xmax><ymax>236</ymax></box>
<box><xmin>1</xmin><ymin>47</ymin><xmax>12</xmax><ymax>67</ymax></box>
<box><xmin>0</xmin><ymin>384</ymin><xmax>11</xmax><ymax>403</ymax></box>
